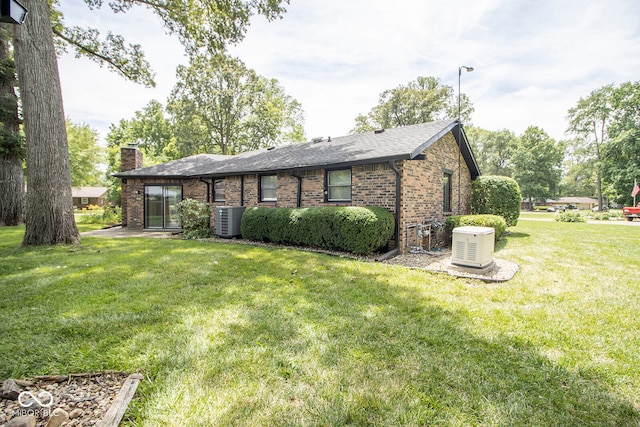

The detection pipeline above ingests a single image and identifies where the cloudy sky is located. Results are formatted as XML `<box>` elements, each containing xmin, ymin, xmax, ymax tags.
<box><xmin>56</xmin><ymin>0</ymin><xmax>640</xmax><ymax>145</ymax></box>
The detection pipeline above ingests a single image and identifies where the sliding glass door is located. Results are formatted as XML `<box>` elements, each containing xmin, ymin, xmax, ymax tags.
<box><xmin>144</xmin><ymin>185</ymin><xmax>182</xmax><ymax>229</ymax></box>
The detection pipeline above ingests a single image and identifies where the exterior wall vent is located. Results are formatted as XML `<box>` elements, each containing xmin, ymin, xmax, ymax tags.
<box><xmin>215</xmin><ymin>206</ymin><xmax>246</xmax><ymax>238</ymax></box>
<box><xmin>451</xmin><ymin>226</ymin><xmax>494</xmax><ymax>268</ymax></box>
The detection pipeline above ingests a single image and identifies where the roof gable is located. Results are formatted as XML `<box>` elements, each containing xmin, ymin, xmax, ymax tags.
<box><xmin>72</xmin><ymin>187</ymin><xmax>108</xmax><ymax>198</ymax></box>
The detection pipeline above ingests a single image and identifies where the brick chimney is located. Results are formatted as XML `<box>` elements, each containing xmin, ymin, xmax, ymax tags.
<box><xmin>120</xmin><ymin>144</ymin><xmax>143</xmax><ymax>227</ymax></box>
<box><xmin>121</xmin><ymin>144</ymin><xmax>143</xmax><ymax>172</ymax></box>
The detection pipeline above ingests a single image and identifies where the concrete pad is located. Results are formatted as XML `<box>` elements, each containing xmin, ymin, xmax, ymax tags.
<box><xmin>424</xmin><ymin>257</ymin><xmax>519</xmax><ymax>282</ymax></box>
<box><xmin>80</xmin><ymin>226</ymin><xmax>178</xmax><ymax>239</ymax></box>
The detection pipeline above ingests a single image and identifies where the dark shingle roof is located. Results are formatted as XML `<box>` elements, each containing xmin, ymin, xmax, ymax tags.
<box><xmin>115</xmin><ymin>120</ymin><xmax>480</xmax><ymax>179</ymax></box>
<box><xmin>115</xmin><ymin>154</ymin><xmax>229</xmax><ymax>178</ymax></box>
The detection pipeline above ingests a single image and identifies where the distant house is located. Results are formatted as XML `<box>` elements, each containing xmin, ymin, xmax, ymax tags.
<box><xmin>114</xmin><ymin>120</ymin><xmax>481</xmax><ymax>253</ymax></box>
<box><xmin>72</xmin><ymin>187</ymin><xmax>108</xmax><ymax>209</ymax></box>
<box><xmin>548</xmin><ymin>197</ymin><xmax>598</xmax><ymax>210</ymax></box>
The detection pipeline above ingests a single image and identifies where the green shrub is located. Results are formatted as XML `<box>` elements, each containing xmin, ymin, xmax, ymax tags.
<box><xmin>555</xmin><ymin>211</ymin><xmax>586</xmax><ymax>223</ymax></box>
<box><xmin>241</xmin><ymin>206</ymin><xmax>395</xmax><ymax>255</ymax></box>
<box><xmin>445</xmin><ymin>214</ymin><xmax>507</xmax><ymax>242</ymax></box>
<box><xmin>472</xmin><ymin>175</ymin><xmax>521</xmax><ymax>227</ymax></box>
<box><xmin>78</xmin><ymin>206</ymin><xmax>122</xmax><ymax>225</ymax></box>
<box><xmin>591</xmin><ymin>212</ymin><xmax>611</xmax><ymax>221</ymax></box>
<box><xmin>178</xmin><ymin>198</ymin><xmax>213</xmax><ymax>239</ymax></box>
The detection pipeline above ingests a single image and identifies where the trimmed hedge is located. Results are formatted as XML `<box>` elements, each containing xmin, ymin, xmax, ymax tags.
<box><xmin>241</xmin><ymin>206</ymin><xmax>395</xmax><ymax>255</ymax></box>
<box><xmin>472</xmin><ymin>175</ymin><xmax>521</xmax><ymax>227</ymax></box>
<box><xmin>445</xmin><ymin>214</ymin><xmax>507</xmax><ymax>242</ymax></box>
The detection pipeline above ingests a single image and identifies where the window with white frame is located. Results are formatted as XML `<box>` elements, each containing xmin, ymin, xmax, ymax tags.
<box><xmin>213</xmin><ymin>179</ymin><xmax>225</xmax><ymax>202</ymax></box>
<box><xmin>326</xmin><ymin>168</ymin><xmax>352</xmax><ymax>202</ymax></box>
<box><xmin>260</xmin><ymin>175</ymin><xmax>277</xmax><ymax>202</ymax></box>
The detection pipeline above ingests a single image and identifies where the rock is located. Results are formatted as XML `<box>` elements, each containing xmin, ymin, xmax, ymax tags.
<box><xmin>12</xmin><ymin>379</ymin><xmax>33</xmax><ymax>388</ymax></box>
<box><xmin>69</xmin><ymin>408</ymin><xmax>83</xmax><ymax>419</ymax></box>
<box><xmin>5</xmin><ymin>415</ymin><xmax>37</xmax><ymax>427</ymax></box>
<box><xmin>1</xmin><ymin>379</ymin><xmax>23</xmax><ymax>400</ymax></box>
<box><xmin>45</xmin><ymin>408</ymin><xmax>69</xmax><ymax>427</ymax></box>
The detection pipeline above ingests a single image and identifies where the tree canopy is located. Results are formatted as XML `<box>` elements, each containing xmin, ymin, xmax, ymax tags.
<box><xmin>67</xmin><ymin>120</ymin><xmax>104</xmax><ymax>187</ymax></box>
<box><xmin>351</xmin><ymin>76</ymin><xmax>473</xmax><ymax>133</ymax></box>
<box><xmin>466</xmin><ymin>127</ymin><xmax>516</xmax><ymax>177</ymax></box>
<box><xmin>511</xmin><ymin>126</ymin><xmax>564</xmax><ymax>203</ymax></box>
<box><xmin>167</xmin><ymin>53</ymin><xmax>305</xmax><ymax>156</ymax></box>
<box><xmin>50</xmin><ymin>0</ymin><xmax>290</xmax><ymax>87</ymax></box>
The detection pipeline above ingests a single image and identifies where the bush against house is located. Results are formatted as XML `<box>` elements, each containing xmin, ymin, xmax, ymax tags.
<box><xmin>445</xmin><ymin>214</ymin><xmax>507</xmax><ymax>242</ymax></box>
<box><xmin>471</xmin><ymin>175</ymin><xmax>521</xmax><ymax>227</ymax></box>
<box><xmin>241</xmin><ymin>206</ymin><xmax>395</xmax><ymax>255</ymax></box>
<box><xmin>178</xmin><ymin>199</ymin><xmax>214</xmax><ymax>239</ymax></box>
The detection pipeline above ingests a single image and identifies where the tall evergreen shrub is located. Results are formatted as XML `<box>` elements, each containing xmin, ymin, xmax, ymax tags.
<box><xmin>472</xmin><ymin>175</ymin><xmax>521</xmax><ymax>227</ymax></box>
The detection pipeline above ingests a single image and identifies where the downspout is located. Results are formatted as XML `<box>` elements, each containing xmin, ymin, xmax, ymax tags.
<box><xmin>198</xmin><ymin>178</ymin><xmax>212</xmax><ymax>230</ymax></box>
<box><xmin>291</xmin><ymin>172</ymin><xmax>302</xmax><ymax>207</ymax></box>
<box><xmin>376</xmin><ymin>160</ymin><xmax>401</xmax><ymax>261</ymax></box>
<box><xmin>199</xmin><ymin>178</ymin><xmax>211</xmax><ymax>203</ymax></box>
<box><xmin>240</xmin><ymin>175</ymin><xmax>244</xmax><ymax>206</ymax></box>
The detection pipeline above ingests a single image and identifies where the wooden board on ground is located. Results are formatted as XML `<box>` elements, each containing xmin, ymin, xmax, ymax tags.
<box><xmin>96</xmin><ymin>373</ymin><xmax>143</xmax><ymax>427</ymax></box>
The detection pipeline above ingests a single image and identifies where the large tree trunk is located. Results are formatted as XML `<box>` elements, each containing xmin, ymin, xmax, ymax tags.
<box><xmin>12</xmin><ymin>0</ymin><xmax>79</xmax><ymax>245</ymax></box>
<box><xmin>0</xmin><ymin>154</ymin><xmax>25</xmax><ymax>226</ymax></box>
<box><xmin>0</xmin><ymin>29</ymin><xmax>24</xmax><ymax>226</ymax></box>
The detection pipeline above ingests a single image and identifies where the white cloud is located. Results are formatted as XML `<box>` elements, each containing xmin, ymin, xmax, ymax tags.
<box><xmin>55</xmin><ymin>0</ymin><xmax>640</xmax><ymax>144</ymax></box>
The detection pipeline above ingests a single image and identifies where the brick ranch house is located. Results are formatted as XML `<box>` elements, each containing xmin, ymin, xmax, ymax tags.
<box><xmin>114</xmin><ymin>119</ymin><xmax>480</xmax><ymax>253</ymax></box>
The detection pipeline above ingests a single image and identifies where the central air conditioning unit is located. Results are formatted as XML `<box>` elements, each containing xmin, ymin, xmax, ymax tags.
<box><xmin>215</xmin><ymin>206</ymin><xmax>246</xmax><ymax>238</ymax></box>
<box><xmin>451</xmin><ymin>226</ymin><xmax>495</xmax><ymax>269</ymax></box>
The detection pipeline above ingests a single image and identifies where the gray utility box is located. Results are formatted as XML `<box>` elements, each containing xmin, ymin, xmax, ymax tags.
<box><xmin>215</xmin><ymin>206</ymin><xmax>246</xmax><ymax>238</ymax></box>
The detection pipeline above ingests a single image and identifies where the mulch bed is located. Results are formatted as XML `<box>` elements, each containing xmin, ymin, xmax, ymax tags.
<box><xmin>1</xmin><ymin>372</ymin><xmax>129</xmax><ymax>427</ymax></box>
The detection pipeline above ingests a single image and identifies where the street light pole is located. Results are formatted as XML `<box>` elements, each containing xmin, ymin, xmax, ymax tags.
<box><xmin>457</xmin><ymin>65</ymin><xmax>473</xmax><ymax>214</ymax></box>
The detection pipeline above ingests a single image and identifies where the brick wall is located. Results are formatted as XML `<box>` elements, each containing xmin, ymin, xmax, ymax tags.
<box><xmin>400</xmin><ymin>132</ymin><xmax>471</xmax><ymax>250</ymax></box>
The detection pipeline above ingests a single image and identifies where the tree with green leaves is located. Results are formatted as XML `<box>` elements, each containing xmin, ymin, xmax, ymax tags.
<box><xmin>512</xmin><ymin>126</ymin><xmax>564</xmax><ymax>206</ymax></box>
<box><xmin>601</xmin><ymin>81</ymin><xmax>640</xmax><ymax>206</ymax></box>
<box><xmin>67</xmin><ymin>120</ymin><xmax>104</xmax><ymax>187</ymax></box>
<box><xmin>0</xmin><ymin>28</ymin><xmax>24</xmax><ymax>226</ymax></box>
<box><xmin>566</xmin><ymin>84</ymin><xmax>615</xmax><ymax>210</ymax></box>
<box><xmin>560</xmin><ymin>137</ymin><xmax>597</xmax><ymax>197</ymax></box>
<box><xmin>105</xmin><ymin>100</ymin><xmax>177</xmax><ymax>204</ymax></box>
<box><xmin>11</xmin><ymin>0</ymin><xmax>290</xmax><ymax>245</ymax></box>
<box><xmin>167</xmin><ymin>53</ymin><xmax>305</xmax><ymax>156</ymax></box>
<box><xmin>466</xmin><ymin>127</ymin><xmax>516</xmax><ymax>177</ymax></box>
<box><xmin>351</xmin><ymin>76</ymin><xmax>474</xmax><ymax>133</ymax></box>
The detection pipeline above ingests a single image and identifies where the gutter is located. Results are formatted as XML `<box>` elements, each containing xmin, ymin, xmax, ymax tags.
<box><xmin>240</xmin><ymin>175</ymin><xmax>245</xmax><ymax>207</ymax></box>
<box><xmin>388</xmin><ymin>160</ymin><xmax>401</xmax><ymax>253</ymax></box>
<box><xmin>199</xmin><ymin>178</ymin><xmax>211</xmax><ymax>203</ymax></box>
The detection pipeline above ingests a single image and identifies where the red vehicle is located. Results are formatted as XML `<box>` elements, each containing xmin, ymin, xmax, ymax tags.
<box><xmin>622</xmin><ymin>203</ymin><xmax>640</xmax><ymax>221</ymax></box>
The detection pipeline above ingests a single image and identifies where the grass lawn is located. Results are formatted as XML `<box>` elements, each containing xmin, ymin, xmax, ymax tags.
<box><xmin>1</xmin><ymin>220</ymin><xmax>639</xmax><ymax>426</ymax></box>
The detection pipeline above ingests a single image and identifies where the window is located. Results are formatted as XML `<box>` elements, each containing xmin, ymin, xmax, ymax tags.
<box><xmin>144</xmin><ymin>185</ymin><xmax>182</xmax><ymax>229</ymax></box>
<box><xmin>81</xmin><ymin>197</ymin><xmax>89</xmax><ymax>205</ymax></box>
<box><xmin>214</xmin><ymin>179</ymin><xmax>225</xmax><ymax>202</ymax></box>
<box><xmin>260</xmin><ymin>175</ymin><xmax>277</xmax><ymax>202</ymax></box>
<box><xmin>326</xmin><ymin>168</ymin><xmax>352</xmax><ymax>202</ymax></box>
<box><xmin>443</xmin><ymin>171</ymin><xmax>452</xmax><ymax>212</ymax></box>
